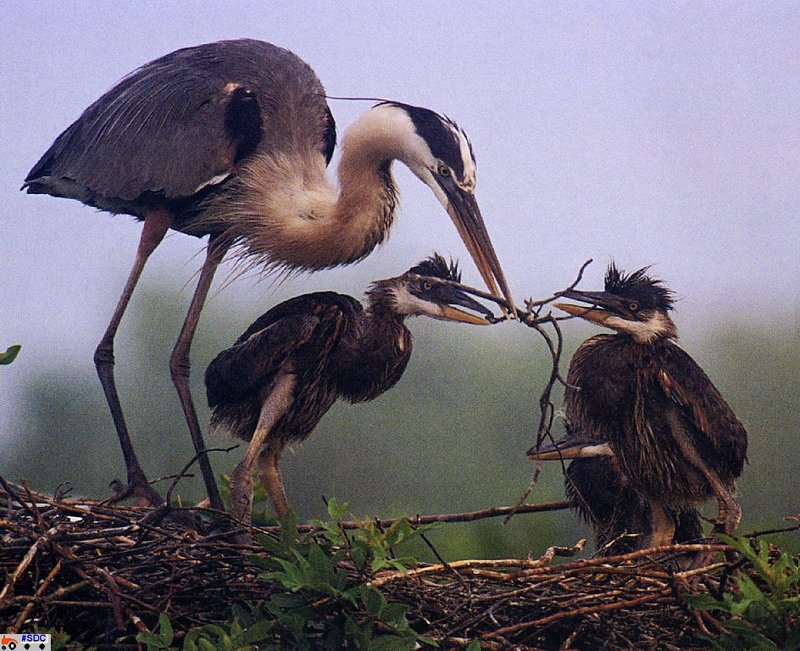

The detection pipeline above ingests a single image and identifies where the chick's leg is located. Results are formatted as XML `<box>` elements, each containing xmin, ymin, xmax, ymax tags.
<box><xmin>230</xmin><ymin>373</ymin><xmax>295</xmax><ymax>537</ymax></box>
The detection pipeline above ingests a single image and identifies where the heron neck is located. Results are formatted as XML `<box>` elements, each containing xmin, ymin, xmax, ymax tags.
<box><xmin>207</xmin><ymin>147</ymin><xmax>399</xmax><ymax>271</ymax></box>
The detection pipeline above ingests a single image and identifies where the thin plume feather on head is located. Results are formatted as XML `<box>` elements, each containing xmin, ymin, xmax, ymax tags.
<box><xmin>408</xmin><ymin>252</ymin><xmax>461</xmax><ymax>282</ymax></box>
<box><xmin>604</xmin><ymin>262</ymin><xmax>674</xmax><ymax>311</ymax></box>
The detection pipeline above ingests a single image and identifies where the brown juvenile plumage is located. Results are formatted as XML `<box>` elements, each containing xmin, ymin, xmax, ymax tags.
<box><xmin>205</xmin><ymin>254</ymin><xmax>493</xmax><ymax>529</ymax></box>
<box><xmin>533</xmin><ymin>263</ymin><xmax>748</xmax><ymax>550</ymax></box>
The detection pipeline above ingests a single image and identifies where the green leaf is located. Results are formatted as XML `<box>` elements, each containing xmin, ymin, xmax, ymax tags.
<box><xmin>236</xmin><ymin>619</ymin><xmax>275</xmax><ymax>645</ymax></box>
<box><xmin>326</xmin><ymin>497</ymin><xmax>350</xmax><ymax>522</ymax></box>
<box><xmin>684</xmin><ymin>594</ymin><xmax>727</xmax><ymax>611</ymax></box>
<box><xmin>0</xmin><ymin>345</ymin><xmax>20</xmax><ymax>365</ymax></box>
<box><xmin>307</xmin><ymin>541</ymin><xmax>336</xmax><ymax>586</ymax></box>
<box><xmin>255</xmin><ymin>532</ymin><xmax>284</xmax><ymax>555</ymax></box>
<box><xmin>368</xmin><ymin>635</ymin><xmax>417</xmax><ymax>651</ymax></box>
<box><xmin>465</xmin><ymin>640</ymin><xmax>482</xmax><ymax>651</ymax></box>
<box><xmin>363</xmin><ymin>587</ymin><xmax>387</xmax><ymax>617</ymax></box>
<box><xmin>280</xmin><ymin>509</ymin><xmax>299</xmax><ymax>544</ymax></box>
<box><xmin>381</xmin><ymin>602</ymin><xmax>410</xmax><ymax>626</ymax></box>
<box><xmin>158</xmin><ymin>613</ymin><xmax>174</xmax><ymax>646</ymax></box>
<box><xmin>737</xmin><ymin>574</ymin><xmax>767</xmax><ymax>602</ymax></box>
<box><xmin>197</xmin><ymin>639</ymin><xmax>217</xmax><ymax>651</ymax></box>
<box><xmin>136</xmin><ymin>631</ymin><xmax>166</xmax><ymax>649</ymax></box>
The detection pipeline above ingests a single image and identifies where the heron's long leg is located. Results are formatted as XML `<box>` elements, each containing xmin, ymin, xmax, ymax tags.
<box><xmin>170</xmin><ymin>235</ymin><xmax>229</xmax><ymax>511</ymax></box>
<box><xmin>230</xmin><ymin>373</ymin><xmax>295</xmax><ymax>534</ymax></box>
<box><xmin>95</xmin><ymin>209</ymin><xmax>171</xmax><ymax>506</ymax></box>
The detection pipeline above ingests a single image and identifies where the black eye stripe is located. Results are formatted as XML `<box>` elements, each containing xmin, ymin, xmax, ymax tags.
<box><xmin>385</xmin><ymin>102</ymin><xmax>468</xmax><ymax>179</ymax></box>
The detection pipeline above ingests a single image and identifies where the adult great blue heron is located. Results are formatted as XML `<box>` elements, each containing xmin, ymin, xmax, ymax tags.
<box><xmin>204</xmin><ymin>254</ymin><xmax>494</xmax><ymax>526</ymax></box>
<box><xmin>22</xmin><ymin>39</ymin><xmax>513</xmax><ymax>509</ymax></box>
<box><xmin>530</xmin><ymin>264</ymin><xmax>747</xmax><ymax>549</ymax></box>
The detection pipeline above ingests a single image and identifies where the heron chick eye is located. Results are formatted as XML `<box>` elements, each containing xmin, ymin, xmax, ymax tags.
<box><xmin>423</xmin><ymin>281</ymin><xmax>433</xmax><ymax>290</ymax></box>
<box><xmin>629</xmin><ymin>302</ymin><xmax>639</xmax><ymax>311</ymax></box>
<box><xmin>437</xmin><ymin>164</ymin><xmax>451</xmax><ymax>177</ymax></box>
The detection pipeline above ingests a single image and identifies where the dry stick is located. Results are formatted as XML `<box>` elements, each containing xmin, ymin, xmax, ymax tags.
<box><xmin>135</xmin><ymin>445</ymin><xmax>240</xmax><ymax>532</ymax></box>
<box><xmin>483</xmin><ymin>586</ymin><xmax>673</xmax><ymax>640</ymax></box>
<box><xmin>372</xmin><ymin>542</ymin><xmax>726</xmax><ymax>589</ymax></box>
<box><xmin>98</xmin><ymin>567</ymin><xmax>126</xmax><ymax>630</ymax></box>
<box><xmin>0</xmin><ymin>475</ymin><xmax>37</xmax><ymax>519</ymax></box>
<box><xmin>251</xmin><ymin>500</ymin><xmax>572</xmax><ymax>536</ymax></box>
<box><xmin>164</xmin><ymin>444</ymin><xmax>240</xmax><ymax>505</ymax></box>
<box><xmin>409</xmin><ymin>258</ymin><xmax>592</xmax><ymax>323</ymax></box>
<box><xmin>441</xmin><ymin>637</ymin><xmax>506</xmax><ymax>651</ymax></box>
<box><xmin>418</xmin><ymin>530</ymin><xmax>467</xmax><ymax>587</ymax></box>
<box><xmin>21</xmin><ymin>481</ymin><xmax>48</xmax><ymax>532</ymax></box>
<box><xmin>10</xmin><ymin>558</ymin><xmax>62</xmax><ymax>633</ymax></box>
<box><xmin>0</xmin><ymin>526</ymin><xmax>57</xmax><ymax>604</ymax></box>
<box><xmin>369</xmin><ymin>540</ymin><xmax>586</xmax><ymax>588</ymax></box>
<box><xmin>500</xmin><ymin>261</ymin><xmax>593</xmax><ymax>523</ymax></box>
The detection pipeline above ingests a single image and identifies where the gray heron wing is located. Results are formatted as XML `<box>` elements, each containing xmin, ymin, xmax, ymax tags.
<box><xmin>24</xmin><ymin>40</ymin><xmax>333</xmax><ymax>207</ymax></box>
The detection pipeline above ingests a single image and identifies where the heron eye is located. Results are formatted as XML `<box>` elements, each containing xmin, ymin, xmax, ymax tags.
<box><xmin>629</xmin><ymin>302</ymin><xmax>639</xmax><ymax>311</ymax></box>
<box><xmin>438</xmin><ymin>164</ymin><xmax>451</xmax><ymax>177</ymax></box>
<box><xmin>423</xmin><ymin>281</ymin><xmax>433</xmax><ymax>290</ymax></box>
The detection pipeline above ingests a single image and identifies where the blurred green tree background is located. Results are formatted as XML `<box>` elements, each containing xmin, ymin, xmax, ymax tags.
<box><xmin>4</xmin><ymin>279</ymin><xmax>799</xmax><ymax>559</ymax></box>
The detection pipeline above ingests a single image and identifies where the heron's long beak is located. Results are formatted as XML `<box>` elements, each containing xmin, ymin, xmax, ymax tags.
<box><xmin>439</xmin><ymin>177</ymin><xmax>515</xmax><ymax>317</ymax></box>
<box><xmin>554</xmin><ymin>302</ymin><xmax>614</xmax><ymax>326</ymax></box>
<box><xmin>555</xmin><ymin>288</ymin><xmax>620</xmax><ymax>325</ymax></box>
<box><xmin>436</xmin><ymin>282</ymin><xmax>495</xmax><ymax>325</ymax></box>
<box><xmin>439</xmin><ymin>304</ymin><xmax>491</xmax><ymax>325</ymax></box>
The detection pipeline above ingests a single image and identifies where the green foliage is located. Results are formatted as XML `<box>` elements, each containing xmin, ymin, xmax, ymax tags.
<box><xmin>36</xmin><ymin>628</ymin><xmax>95</xmax><ymax>651</ymax></box>
<box><xmin>137</xmin><ymin>612</ymin><xmax>273</xmax><ymax>651</ymax></box>
<box><xmin>685</xmin><ymin>535</ymin><xmax>800</xmax><ymax>650</ymax></box>
<box><xmin>133</xmin><ymin>500</ymin><xmax>435</xmax><ymax>649</ymax></box>
<box><xmin>1</xmin><ymin>344</ymin><xmax>20</xmax><ymax>365</ymax></box>
<box><xmin>251</xmin><ymin>499</ymin><xmax>437</xmax><ymax>649</ymax></box>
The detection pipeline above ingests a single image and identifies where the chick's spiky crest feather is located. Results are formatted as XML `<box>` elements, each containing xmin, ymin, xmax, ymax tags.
<box><xmin>408</xmin><ymin>252</ymin><xmax>461</xmax><ymax>282</ymax></box>
<box><xmin>605</xmin><ymin>263</ymin><xmax>675</xmax><ymax>312</ymax></box>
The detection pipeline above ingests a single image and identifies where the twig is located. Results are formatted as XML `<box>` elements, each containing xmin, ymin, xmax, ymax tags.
<box><xmin>370</xmin><ymin>539</ymin><xmax>589</xmax><ymax>588</ymax></box>
<box><xmin>0</xmin><ymin>526</ymin><xmax>57</xmax><ymax>604</ymax></box>
<box><xmin>164</xmin><ymin>445</ymin><xmax>239</xmax><ymax>505</ymax></box>
<box><xmin>255</xmin><ymin>500</ymin><xmax>572</xmax><ymax>535</ymax></box>
<box><xmin>10</xmin><ymin>558</ymin><xmax>62</xmax><ymax>633</ymax></box>
<box><xmin>483</xmin><ymin>587</ymin><xmax>672</xmax><ymax>639</ymax></box>
<box><xmin>0</xmin><ymin>475</ymin><xmax>37</xmax><ymax>519</ymax></box>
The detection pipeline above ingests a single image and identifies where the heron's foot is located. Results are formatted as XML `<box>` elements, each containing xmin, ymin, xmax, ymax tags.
<box><xmin>711</xmin><ymin>496</ymin><xmax>742</xmax><ymax>538</ymax></box>
<box><xmin>107</xmin><ymin>476</ymin><xmax>164</xmax><ymax>508</ymax></box>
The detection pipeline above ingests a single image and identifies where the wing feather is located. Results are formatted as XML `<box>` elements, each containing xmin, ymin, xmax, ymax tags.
<box><xmin>656</xmin><ymin>343</ymin><xmax>748</xmax><ymax>479</ymax></box>
<box><xmin>24</xmin><ymin>39</ymin><xmax>332</xmax><ymax>215</ymax></box>
<box><xmin>205</xmin><ymin>291</ymin><xmax>361</xmax><ymax>408</ymax></box>
<box><xmin>205</xmin><ymin>312</ymin><xmax>319</xmax><ymax>409</ymax></box>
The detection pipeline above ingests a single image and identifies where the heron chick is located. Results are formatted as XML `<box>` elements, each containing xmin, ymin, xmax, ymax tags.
<box><xmin>529</xmin><ymin>263</ymin><xmax>747</xmax><ymax>549</ymax></box>
<box><xmin>205</xmin><ymin>254</ymin><xmax>494</xmax><ymax>527</ymax></box>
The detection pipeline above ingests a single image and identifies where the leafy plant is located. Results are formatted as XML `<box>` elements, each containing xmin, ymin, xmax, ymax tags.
<box><xmin>137</xmin><ymin>612</ymin><xmax>273</xmax><ymax>651</ymax></box>
<box><xmin>1</xmin><ymin>344</ymin><xmax>20</xmax><ymax>365</ymax></box>
<box><xmin>134</xmin><ymin>500</ymin><xmax>435</xmax><ymax>650</ymax></box>
<box><xmin>685</xmin><ymin>535</ymin><xmax>800</xmax><ymax>650</ymax></box>
<box><xmin>251</xmin><ymin>499</ymin><xmax>438</xmax><ymax>649</ymax></box>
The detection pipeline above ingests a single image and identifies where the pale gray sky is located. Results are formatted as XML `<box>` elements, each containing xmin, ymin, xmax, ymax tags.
<box><xmin>2</xmin><ymin>2</ymin><xmax>798</xmax><ymax>465</ymax></box>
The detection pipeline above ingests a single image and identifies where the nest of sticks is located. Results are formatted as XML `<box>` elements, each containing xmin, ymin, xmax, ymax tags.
<box><xmin>0</xmin><ymin>477</ymin><xmax>790</xmax><ymax>649</ymax></box>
